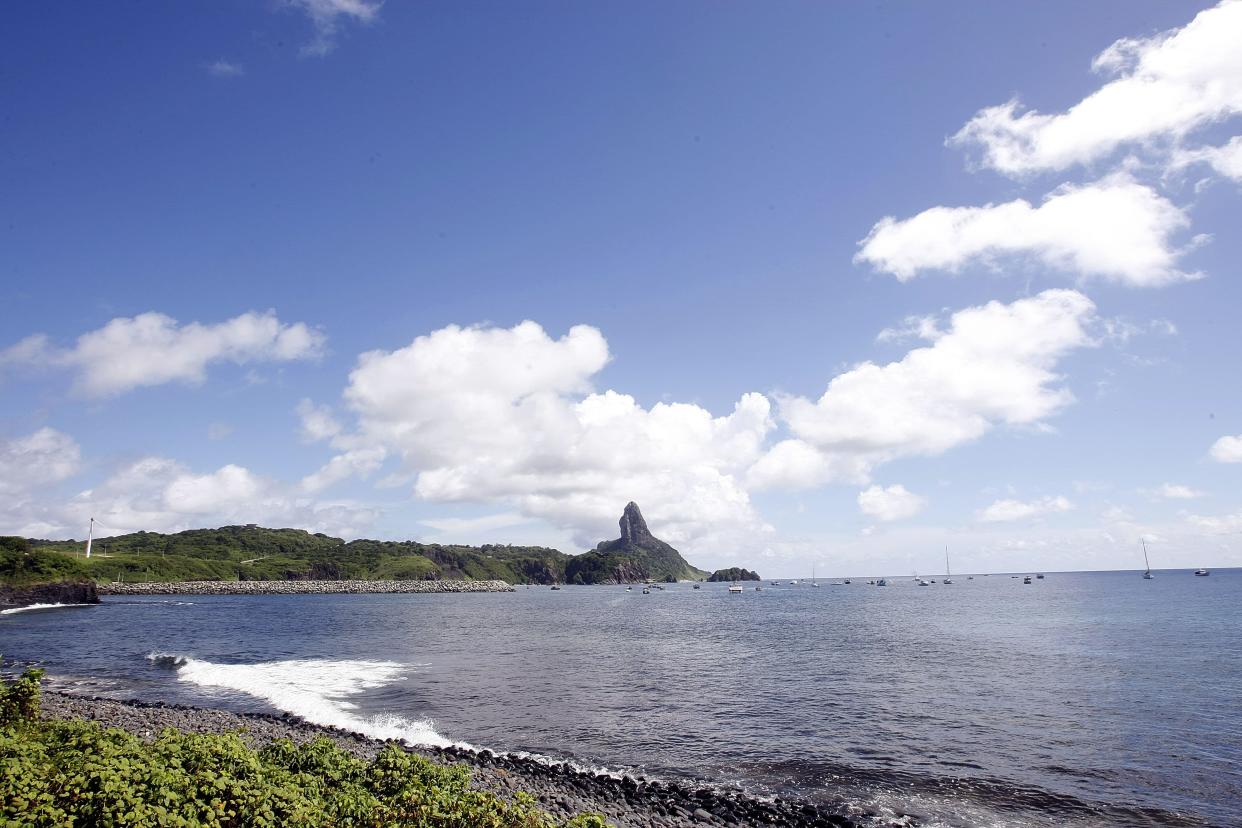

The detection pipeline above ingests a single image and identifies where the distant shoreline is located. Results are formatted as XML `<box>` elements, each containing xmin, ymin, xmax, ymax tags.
<box><xmin>96</xmin><ymin>579</ymin><xmax>514</xmax><ymax>596</ymax></box>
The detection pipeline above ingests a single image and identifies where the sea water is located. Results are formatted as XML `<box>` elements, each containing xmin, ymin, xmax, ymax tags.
<box><xmin>3</xmin><ymin>570</ymin><xmax>1238</xmax><ymax>827</ymax></box>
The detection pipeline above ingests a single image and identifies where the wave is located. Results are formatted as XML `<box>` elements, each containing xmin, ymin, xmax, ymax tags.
<box><xmin>1</xmin><ymin>602</ymin><xmax>94</xmax><ymax>615</ymax></box>
<box><xmin>144</xmin><ymin>653</ymin><xmax>457</xmax><ymax>749</ymax></box>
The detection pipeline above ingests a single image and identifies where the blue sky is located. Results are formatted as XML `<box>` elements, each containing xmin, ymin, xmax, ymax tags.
<box><xmin>3</xmin><ymin>1</ymin><xmax>1241</xmax><ymax>576</ymax></box>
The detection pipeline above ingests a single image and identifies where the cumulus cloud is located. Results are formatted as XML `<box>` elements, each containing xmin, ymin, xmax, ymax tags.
<box><xmin>297</xmin><ymin>399</ymin><xmax>343</xmax><ymax>443</ymax></box>
<box><xmin>2</xmin><ymin>454</ymin><xmax>377</xmax><ymax>540</ymax></box>
<box><xmin>1210</xmin><ymin>434</ymin><xmax>1242</xmax><ymax>463</ymax></box>
<box><xmin>206</xmin><ymin>60</ymin><xmax>244</xmax><ymax>78</ymax></box>
<box><xmin>949</xmin><ymin>1</ymin><xmax>1242</xmax><ymax>176</ymax></box>
<box><xmin>751</xmin><ymin>290</ymin><xmax>1097</xmax><ymax>488</ymax></box>
<box><xmin>286</xmin><ymin>0</ymin><xmax>382</xmax><ymax>57</ymax></box>
<box><xmin>310</xmin><ymin>320</ymin><xmax>774</xmax><ymax>551</ymax></box>
<box><xmin>977</xmin><ymin>495</ymin><xmax>1074</xmax><ymax>522</ymax></box>
<box><xmin>1174</xmin><ymin>135</ymin><xmax>1242</xmax><ymax>182</ymax></box>
<box><xmin>857</xmin><ymin>484</ymin><xmax>925</xmax><ymax>522</ymax></box>
<box><xmin>0</xmin><ymin>428</ymin><xmax>81</xmax><ymax>497</ymax></box>
<box><xmin>855</xmin><ymin>175</ymin><xmax>1197</xmax><ymax>287</ymax></box>
<box><xmin>1</xmin><ymin>311</ymin><xmax>323</xmax><ymax>397</ymax></box>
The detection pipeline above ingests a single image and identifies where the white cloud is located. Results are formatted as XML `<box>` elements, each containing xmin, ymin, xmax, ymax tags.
<box><xmin>855</xmin><ymin>175</ymin><xmax>1196</xmax><ymax>287</ymax></box>
<box><xmin>286</xmin><ymin>0</ymin><xmax>382</xmax><ymax>57</ymax></box>
<box><xmin>206</xmin><ymin>60</ymin><xmax>244</xmax><ymax>78</ymax></box>
<box><xmin>949</xmin><ymin>1</ymin><xmax>1242</xmax><ymax>176</ymax></box>
<box><xmin>752</xmin><ymin>290</ymin><xmax>1097</xmax><ymax>488</ymax></box>
<box><xmin>296</xmin><ymin>399</ymin><xmax>343</xmax><ymax>443</ymax></box>
<box><xmin>977</xmin><ymin>495</ymin><xmax>1074</xmax><ymax>522</ymax></box>
<box><xmin>0</xmin><ymin>428</ymin><xmax>81</xmax><ymax>497</ymax></box>
<box><xmin>207</xmin><ymin>422</ymin><xmax>234</xmax><ymax>441</ymax></box>
<box><xmin>1210</xmin><ymin>434</ymin><xmax>1242</xmax><ymax>463</ymax></box>
<box><xmin>1173</xmin><ymin>135</ymin><xmax>1242</xmax><ymax>182</ymax></box>
<box><xmin>420</xmin><ymin>512</ymin><xmax>537</xmax><ymax>536</ymax></box>
<box><xmin>312</xmin><ymin>320</ymin><xmax>774</xmax><ymax>551</ymax></box>
<box><xmin>1152</xmin><ymin>483</ymin><xmax>1204</xmax><ymax>499</ymax></box>
<box><xmin>300</xmin><ymin>447</ymin><xmax>387</xmax><ymax>493</ymax></box>
<box><xmin>59</xmin><ymin>457</ymin><xmax>373</xmax><ymax>539</ymax></box>
<box><xmin>1</xmin><ymin>310</ymin><xmax>323</xmax><ymax>397</ymax></box>
<box><xmin>857</xmin><ymin>484</ymin><xmax>925</xmax><ymax>522</ymax></box>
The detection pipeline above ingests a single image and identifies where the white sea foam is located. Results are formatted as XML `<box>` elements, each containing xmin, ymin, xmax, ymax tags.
<box><xmin>1</xmin><ymin>602</ymin><xmax>93</xmax><ymax>615</ymax></box>
<box><xmin>145</xmin><ymin>653</ymin><xmax>458</xmax><ymax>749</ymax></box>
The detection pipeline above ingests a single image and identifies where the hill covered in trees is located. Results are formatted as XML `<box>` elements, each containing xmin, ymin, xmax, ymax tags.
<box><xmin>10</xmin><ymin>503</ymin><xmax>718</xmax><ymax>587</ymax></box>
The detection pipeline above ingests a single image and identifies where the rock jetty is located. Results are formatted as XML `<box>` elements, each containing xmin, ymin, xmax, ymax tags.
<box><xmin>97</xmin><ymin>579</ymin><xmax>513</xmax><ymax>596</ymax></box>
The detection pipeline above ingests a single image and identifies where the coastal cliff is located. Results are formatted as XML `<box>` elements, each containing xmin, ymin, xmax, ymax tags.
<box><xmin>0</xmin><ymin>579</ymin><xmax>99</xmax><ymax>611</ymax></box>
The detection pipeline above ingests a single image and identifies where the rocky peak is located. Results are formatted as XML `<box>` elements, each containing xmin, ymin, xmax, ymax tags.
<box><xmin>618</xmin><ymin>501</ymin><xmax>653</xmax><ymax>546</ymax></box>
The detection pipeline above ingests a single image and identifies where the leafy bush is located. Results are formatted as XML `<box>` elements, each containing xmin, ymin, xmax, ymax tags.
<box><xmin>0</xmin><ymin>538</ymin><xmax>85</xmax><ymax>586</ymax></box>
<box><xmin>0</xmin><ymin>669</ymin><xmax>607</xmax><ymax>827</ymax></box>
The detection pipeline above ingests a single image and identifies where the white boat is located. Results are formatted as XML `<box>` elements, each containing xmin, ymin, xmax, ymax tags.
<box><xmin>790</xmin><ymin>579</ymin><xmax>799</xmax><ymax>585</ymax></box>
<box><xmin>728</xmin><ymin>582</ymin><xmax>744</xmax><ymax>594</ymax></box>
<box><xmin>942</xmin><ymin>547</ymin><xmax>953</xmax><ymax>585</ymax></box>
<box><xmin>1194</xmin><ymin>568</ymin><xmax>1210</xmax><ymax>576</ymax></box>
<box><xmin>1022</xmin><ymin>575</ymin><xmax>1032</xmax><ymax>584</ymax></box>
<box><xmin>876</xmin><ymin>578</ymin><xmax>887</xmax><ymax>586</ymax></box>
<box><xmin>918</xmin><ymin>579</ymin><xmax>930</xmax><ymax>587</ymax></box>
<box><xmin>1142</xmin><ymin>540</ymin><xmax>1154</xmax><ymax>580</ymax></box>
<box><xmin>811</xmin><ymin>564</ymin><xmax>821</xmax><ymax>587</ymax></box>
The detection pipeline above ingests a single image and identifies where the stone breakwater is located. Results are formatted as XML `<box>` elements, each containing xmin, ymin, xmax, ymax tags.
<box><xmin>96</xmin><ymin>579</ymin><xmax>514</xmax><ymax>596</ymax></box>
<box><xmin>41</xmin><ymin>692</ymin><xmax>870</xmax><ymax>828</ymax></box>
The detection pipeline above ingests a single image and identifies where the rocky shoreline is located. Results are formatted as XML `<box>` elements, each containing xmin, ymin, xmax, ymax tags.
<box><xmin>0</xmin><ymin>579</ymin><xmax>99</xmax><ymax>611</ymax></box>
<box><xmin>96</xmin><ymin>578</ymin><xmax>515</xmax><ymax>596</ymax></box>
<box><xmin>40</xmin><ymin>691</ymin><xmax>870</xmax><ymax>828</ymax></box>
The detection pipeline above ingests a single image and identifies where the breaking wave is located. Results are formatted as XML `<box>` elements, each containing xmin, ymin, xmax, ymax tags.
<box><xmin>144</xmin><ymin>652</ymin><xmax>458</xmax><ymax>748</ymax></box>
<box><xmin>1</xmin><ymin>602</ymin><xmax>94</xmax><ymax>615</ymax></box>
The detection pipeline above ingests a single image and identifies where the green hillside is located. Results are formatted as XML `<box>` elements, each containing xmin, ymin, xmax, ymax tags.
<box><xmin>26</xmin><ymin>525</ymin><xmax>568</xmax><ymax>585</ymax></box>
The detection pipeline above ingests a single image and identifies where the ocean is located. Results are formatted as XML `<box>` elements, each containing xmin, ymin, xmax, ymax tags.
<box><xmin>3</xmin><ymin>570</ymin><xmax>1238</xmax><ymax>827</ymax></box>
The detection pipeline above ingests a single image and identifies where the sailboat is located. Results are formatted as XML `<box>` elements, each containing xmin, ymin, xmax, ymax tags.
<box><xmin>812</xmin><ymin>563</ymin><xmax>821</xmax><ymax>587</ymax></box>
<box><xmin>1142</xmin><ymin>540</ymin><xmax>1154</xmax><ymax>579</ymax></box>
<box><xmin>728</xmin><ymin>581</ymin><xmax>744</xmax><ymax>594</ymax></box>
<box><xmin>942</xmin><ymin>547</ymin><xmax>953</xmax><ymax>584</ymax></box>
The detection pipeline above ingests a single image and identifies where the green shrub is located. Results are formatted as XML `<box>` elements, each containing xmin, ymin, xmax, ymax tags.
<box><xmin>0</xmin><ymin>669</ymin><xmax>608</xmax><ymax>827</ymax></box>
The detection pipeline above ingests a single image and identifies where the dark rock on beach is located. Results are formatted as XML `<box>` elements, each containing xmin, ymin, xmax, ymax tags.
<box><xmin>0</xmin><ymin>579</ymin><xmax>99</xmax><ymax>611</ymax></box>
<box><xmin>38</xmin><ymin>691</ymin><xmax>866</xmax><ymax>828</ymax></box>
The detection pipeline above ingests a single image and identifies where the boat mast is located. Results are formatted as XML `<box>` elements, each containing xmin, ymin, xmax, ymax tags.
<box><xmin>945</xmin><ymin>546</ymin><xmax>950</xmax><ymax>577</ymax></box>
<box><xmin>1142</xmin><ymin>539</ymin><xmax>1151</xmax><ymax>575</ymax></box>
<box><xmin>85</xmin><ymin>517</ymin><xmax>94</xmax><ymax>559</ymax></box>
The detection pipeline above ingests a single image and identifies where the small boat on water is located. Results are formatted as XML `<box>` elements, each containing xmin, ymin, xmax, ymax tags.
<box><xmin>1142</xmin><ymin>540</ymin><xmax>1154</xmax><ymax>580</ymax></box>
<box><xmin>642</xmin><ymin>587</ymin><xmax>650</xmax><ymax>594</ymax></box>
<box><xmin>1194</xmin><ymin>568</ymin><xmax>1210</xmax><ymax>576</ymax></box>
<box><xmin>843</xmin><ymin>578</ymin><xmax>851</xmax><ymax>584</ymax></box>
<box><xmin>728</xmin><ymin>582</ymin><xmax>744</xmax><ymax>594</ymax></box>
<box><xmin>942</xmin><ymin>547</ymin><xmax>953</xmax><ymax>585</ymax></box>
<box><xmin>918</xmin><ymin>579</ymin><xmax>930</xmax><ymax>587</ymax></box>
<box><xmin>755</xmin><ymin>585</ymin><xmax>762</xmax><ymax>591</ymax></box>
<box><xmin>550</xmin><ymin>585</ymin><xmax>562</xmax><ymax>591</ymax></box>
<box><xmin>1022</xmin><ymin>576</ymin><xmax>1032</xmax><ymax>584</ymax></box>
<box><xmin>876</xmin><ymin>578</ymin><xmax>887</xmax><ymax>586</ymax></box>
<box><xmin>790</xmin><ymin>579</ymin><xmax>799</xmax><ymax>585</ymax></box>
<box><xmin>1036</xmin><ymin>574</ymin><xmax>1045</xmax><ymax>580</ymax></box>
<box><xmin>693</xmin><ymin>583</ymin><xmax>701</xmax><ymax>589</ymax></box>
<box><xmin>626</xmin><ymin>586</ymin><xmax>632</xmax><ymax>591</ymax></box>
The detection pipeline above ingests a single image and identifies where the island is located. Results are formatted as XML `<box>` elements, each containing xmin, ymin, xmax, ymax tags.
<box><xmin>707</xmin><ymin>567</ymin><xmax>762</xmax><ymax>582</ymax></box>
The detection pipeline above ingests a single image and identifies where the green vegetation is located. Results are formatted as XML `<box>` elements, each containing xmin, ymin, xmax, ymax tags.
<box><xmin>0</xmin><ymin>537</ymin><xmax>86</xmax><ymax>586</ymax></box>
<box><xmin>0</xmin><ymin>667</ymin><xmax>605</xmax><ymax>828</ymax></box>
<box><xmin>706</xmin><ymin>568</ymin><xmax>761</xmax><ymax>582</ymax></box>
<box><xmin>23</xmin><ymin>526</ymin><xmax>569</xmax><ymax>586</ymax></box>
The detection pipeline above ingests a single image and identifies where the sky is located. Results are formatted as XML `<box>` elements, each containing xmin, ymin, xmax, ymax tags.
<box><xmin>3</xmin><ymin>0</ymin><xmax>1242</xmax><ymax>577</ymax></box>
